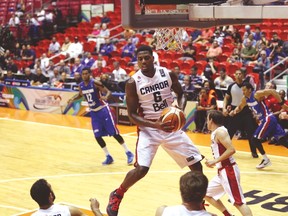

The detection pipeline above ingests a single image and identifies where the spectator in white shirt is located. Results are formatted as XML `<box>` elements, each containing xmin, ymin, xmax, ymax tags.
<box><xmin>214</xmin><ymin>68</ymin><xmax>234</xmax><ymax>89</ymax></box>
<box><xmin>91</xmin><ymin>54</ymin><xmax>107</xmax><ymax>69</ymax></box>
<box><xmin>8</xmin><ymin>14</ymin><xmax>20</xmax><ymax>27</ymax></box>
<box><xmin>48</xmin><ymin>37</ymin><xmax>61</xmax><ymax>55</ymax></box>
<box><xmin>112</xmin><ymin>61</ymin><xmax>127</xmax><ymax>81</ymax></box>
<box><xmin>96</xmin><ymin>23</ymin><xmax>110</xmax><ymax>52</ymax></box>
<box><xmin>66</xmin><ymin>36</ymin><xmax>83</xmax><ymax>59</ymax></box>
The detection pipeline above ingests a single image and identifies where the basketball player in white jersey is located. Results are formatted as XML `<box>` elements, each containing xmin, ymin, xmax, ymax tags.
<box><xmin>106</xmin><ymin>45</ymin><xmax>204</xmax><ymax>216</ymax></box>
<box><xmin>205</xmin><ymin>110</ymin><xmax>253</xmax><ymax>216</ymax></box>
<box><xmin>156</xmin><ymin>171</ymin><xmax>216</xmax><ymax>216</ymax></box>
<box><xmin>30</xmin><ymin>179</ymin><xmax>103</xmax><ymax>216</ymax></box>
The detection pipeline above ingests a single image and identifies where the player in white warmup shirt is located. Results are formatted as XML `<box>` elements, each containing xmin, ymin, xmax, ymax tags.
<box><xmin>30</xmin><ymin>179</ymin><xmax>103</xmax><ymax>216</ymax></box>
<box><xmin>156</xmin><ymin>171</ymin><xmax>216</xmax><ymax>216</ymax></box>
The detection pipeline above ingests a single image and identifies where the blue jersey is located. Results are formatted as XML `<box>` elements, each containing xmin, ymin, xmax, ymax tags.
<box><xmin>79</xmin><ymin>79</ymin><xmax>106</xmax><ymax>109</ymax></box>
<box><xmin>245</xmin><ymin>91</ymin><xmax>271</xmax><ymax>123</ymax></box>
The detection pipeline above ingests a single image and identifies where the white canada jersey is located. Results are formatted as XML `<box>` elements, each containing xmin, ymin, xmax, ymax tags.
<box><xmin>162</xmin><ymin>205</ymin><xmax>213</xmax><ymax>216</ymax></box>
<box><xmin>31</xmin><ymin>204</ymin><xmax>71</xmax><ymax>216</ymax></box>
<box><xmin>132</xmin><ymin>66</ymin><xmax>174</xmax><ymax>119</ymax></box>
<box><xmin>211</xmin><ymin>126</ymin><xmax>236</xmax><ymax>170</ymax></box>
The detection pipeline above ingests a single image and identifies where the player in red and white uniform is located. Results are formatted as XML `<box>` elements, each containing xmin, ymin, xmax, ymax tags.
<box><xmin>106</xmin><ymin>45</ymin><xmax>204</xmax><ymax>216</ymax></box>
<box><xmin>205</xmin><ymin>110</ymin><xmax>253</xmax><ymax>216</ymax></box>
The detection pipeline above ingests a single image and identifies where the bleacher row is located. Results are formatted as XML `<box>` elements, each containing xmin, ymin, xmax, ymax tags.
<box><xmin>4</xmin><ymin>0</ymin><xmax>288</xmax><ymax>89</ymax></box>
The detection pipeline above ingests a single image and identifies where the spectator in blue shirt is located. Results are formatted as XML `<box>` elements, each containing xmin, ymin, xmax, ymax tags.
<box><xmin>81</xmin><ymin>52</ymin><xmax>96</xmax><ymax>69</ymax></box>
<box><xmin>99</xmin><ymin>39</ymin><xmax>115</xmax><ymax>58</ymax></box>
<box><xmin>190</xmin><ymin>66</ymin><xmax>202</xmax><ymax>89</ymax></box>
<box><xmin>121</xmin><ymin>38</ymin><xmax>136</xmax><ymax>58</ymax></box>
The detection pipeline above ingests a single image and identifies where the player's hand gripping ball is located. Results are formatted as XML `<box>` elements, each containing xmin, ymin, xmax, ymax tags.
<box><xmin>160</xmin><ymin>107</ymin><xmax>186</xmax><ymax>132</ymax></box>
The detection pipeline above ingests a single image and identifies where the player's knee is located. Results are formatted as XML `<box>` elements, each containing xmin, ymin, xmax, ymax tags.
<box><xmin>95</xmin><ymin>137</ymin><xmax>106</xmax><ymax>148</ymax></box>
<box><xmin>113</xmin><ymin>134</ymin><xmax>124</xmax><ymax>144</ymax></box>
<box><xmin>135</xmin><ymin>166</ymin><xmax>149</xmax><ymax>179</ymax></box>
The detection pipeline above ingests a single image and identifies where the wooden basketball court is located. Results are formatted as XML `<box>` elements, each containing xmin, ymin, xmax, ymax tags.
<box><xmin>0</xmin><ymin>107</ymin><xmax>287</xmax><ymax>216</ymax></box>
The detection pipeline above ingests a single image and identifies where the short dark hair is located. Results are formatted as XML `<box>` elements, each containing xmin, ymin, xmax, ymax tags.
<box><xmin>242</xmin><ymin>81</ymin><xmax>254</xmax><ymax>91</ymax></box>
<box><xmin>136</xmin><ymin>45</ymin><xmax>153</xmax><ymax>56</ymax></box>
<box><xmin>82</xmin><ymin>67</ymin><xmax>91</xmax><ymax>73</ymax></box>
<box><xmin>30</xmin><ymin>179</ymin><xmax>51</xmax><ymax>206</ymax></box>
<box><xmin>240</xmin><ymin>67</ymin><xmax>247</xmax><ymax>75</ymax></box>
<box><xmin>180</xmin><ymin>171</ymin><xmax>208</xmax><ymax>203</ymax></box>
<box><xmin>191</xmin><ymin>66</ymin><xmax>198</xmax><ymax>71</ymax></box>
<box><xmin>207</xmin><ymin>110</ymin><xmax>225</xmax><ymax>126</ymax></box>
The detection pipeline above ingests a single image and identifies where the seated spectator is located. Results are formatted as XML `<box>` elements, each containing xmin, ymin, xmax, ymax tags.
<box><xmin>91</xmin><ymin>54</ymin><xmax>107</xmax><ymax>69</ymax></box>
<box><xmin>74</xmin><ymin>72</ymin><xmax>82</xmax><ymax>84</ymax></box>
<box><xmin>181</xmin><ymin>43</ymin><xmax>196</xmax><ymax>61</ymax></box>
<box><xmin>203</xmin><ymin>58</ymin><xmax>217</xmax><ymax>82</ymax></box>
<box><xmin>214</xmin><ymin>68</ymin><xmax>233</xmax><ymax>89</ymax></box>
<box><xmin>172</xmin><ymin>66</ymin><xmax>185</xmax><ymax>82</ymax></box>
<box><xmin>128</xmin><ymin>63</ymin><xmax>139</xmax><ymax>77</ymax></box>
<box><xmin>199</xmin><ymin>28</ymin><xmax>214</xmax><ymax>44</ymax></box>
<box><xmin>40</xmin><ymin>53</ymin><xmax>50</xmax><ymax>72</ymax></box>
<box><xmin>71</xmin><ymin>58</ymin><xmax>84</xmax><ymax>76</ymax></box>
<box><xmin>251</xmin><ymin>50</ymin><xmax>271</xmax><ymax>89</ymax></box>
<box><xmin>32</xmin><ymin>59</ymin><xmax>42</xmax><ymax>74</ymax></box>
<box><xmin>96</xmin><ymin>23</ymin><xmax>110</xmax><ymax>53</ymax></box>
<box><xmin>131</xmin><ymin>34</ymin><xmax>140</xmax><ymax>46</ymax></box>
<box><xmin>61</xmin><ymin>37</ymin><xmax>71</xmax><ymax>53</ymax></box>
<box><xmin>253</xmin><ymin>26</ymin><xmax>262</xmax><ymax>42</ymax></box>
<box><xmin>227</xmin><ymin>48</ymin><xmax>241</xmax><ymax>63</ymax></box>
<box><xmin>190</xmin><ymin>29</ymin><xmax>202</xmax><ymax>43</ymax></box>
<box><xmin>8</xmin><ymin>14</ymin><xmax>20</xmax><ymax>27</ymax></box>
<box><xmin>269</xmin><ymin>45</ymin><xmax>286</xmax><ymax>66</ymax></box>
<box><xmin>48</xmin><ymin>37</ymin><xmax>61</xmax><ymax>55</ymax></box>
<box><xmin>190</xmin><ymin>66</ymin><xmax>202</xmax><ymax>88</ymax></box>
<box><xmin>243</xmin><ymin>25</ymin><xmax>254</xmax><ymax>40</ymax></box>
<box><xmin>206</xmin><ymin>40</ymin><xmax>222</xmax><ymax>59</ymax></box>
<box><xmin>6</xmin><ymin>58</ymin><xmax>18</xmax><ymax>74</ymax></box>
<box><xmin>66</xmin><ymin>37</ymin><xmax>83</xmax><ymax>59</ymax></box>
<box><xmin>87</xmin><ymin>23</ymin><xmax>101</xmax><ymax>41</ymax></box>
<box><xmin>57</xmin><ymin>60</ymin><xmax>71</xmax><ymax>74</ymax></box>
<box><xmin>81</xmin><ymin>52</ymin><xmax>95</xmax><ymax>69</ymax></box>
<box><xmin>203</xmin><ymin>80</ymin><xmax>217</xmax><ymax>99</ymax></box>
<box><xmin>121</xmin><ymin>38</ymin><xmax>136</xmax><ymax>58</ymax></box>
<box><xmin>182</xmin><ymin>75</ymin><xmax>194</xmax><ymax>91</ymax></box>
<box><xmin>269</xmin><ymin>32</ymin><xmax>283</xmax><ymax>49</ymax></box>
<box><xmin>0</xmin><ymin>70</ymin><xmax>15</xmax><ymax>82</ymax></box>
<box><xmin>122</xmin><ymin>29</ymin><xmax>135</xmax><ymax>41</ymax></box>
<box><xmin>101</xmin><ymin>12</ymin><xmax>111</xmax><ymax>25</ymax></box>
<box><xmin>213</xmin><ymin>30</ymin><xmax>224</xmax><ymax>47</ymax></box>
<box><xmin>24</xmin><ymin>67</ymin><xmax>37</xmax><ymax>84</ymax></box>
<box><xmin>112</xmin><ymin>61</ymin><xmax>127</xmax><ymax>81</ymax></box>
<box><xmin>99</xmin><ymin>39</ymin><xmax>115</xmax><ymax>57</ymax></box>
<box><xmin>243</xmin><ymin>33</ymin><xmax>256</xmax><ymax>48</ymax></box>
<box><xmin>22</xmin><ymin>44</ymin><xmax>36</xmax><ymax>62</ymax></box>
<box><xmin>240</xmin><ymin>39</ymin><xmax>257</xmax><ymax>66</ymax></box>
<box><xmin>92</xmin><ymin>61</ymin><xmax>108</xmax><ymax>78</ymax></box>
<box><xmin>193</xmin><ymin>87</ymin><xmax>217</xmax><ymax>133</ymax></box>
<box><xmin>33</xmin><ymin>68</ymin><xmax>48</xmax><ymax>85</ymax></box>
<box><xmin>49</xmin><ymin>67</ymin><xmax>61</xmax><ymax>86</ymax></box>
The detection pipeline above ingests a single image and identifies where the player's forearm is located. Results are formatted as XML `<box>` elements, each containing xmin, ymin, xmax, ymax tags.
<box><xmin>129</xmin><ymin>113</ymin><xmax>159</xmax><ymax>128</ymax></box>
<box><xmin>69</xmin><ymin>94</ymin><xmax>82</xmax><ymax>102</ymax></box>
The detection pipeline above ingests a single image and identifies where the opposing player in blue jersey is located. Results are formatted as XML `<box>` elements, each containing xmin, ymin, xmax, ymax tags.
<box><xmin>68</xmin><ymin>67</ymin><xmax>134</xmax><ymax>165</ymax></box>
<box><xmin>232</xmin><ymin>82</ymin><xmax>288</xmax><ymax>169</ymax></box>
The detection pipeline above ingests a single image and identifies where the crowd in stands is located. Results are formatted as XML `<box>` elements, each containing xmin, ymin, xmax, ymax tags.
<box><xmin>0</xmin><ymin>1</ymin><xmax>287</xmax><ymax>143</ymax></box>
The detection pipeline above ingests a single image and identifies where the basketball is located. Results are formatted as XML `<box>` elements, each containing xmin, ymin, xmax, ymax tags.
<box><xmin>160</xmin><ymin>107</ymin><xmax>186</xmax><ymax>132</ymax></box>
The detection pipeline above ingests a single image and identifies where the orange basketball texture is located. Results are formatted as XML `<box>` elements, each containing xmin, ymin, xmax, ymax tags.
<box><xmin>161</xmin><ymin>107</ymin><xmax>186</xmax><ymax>132</ymax></box>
